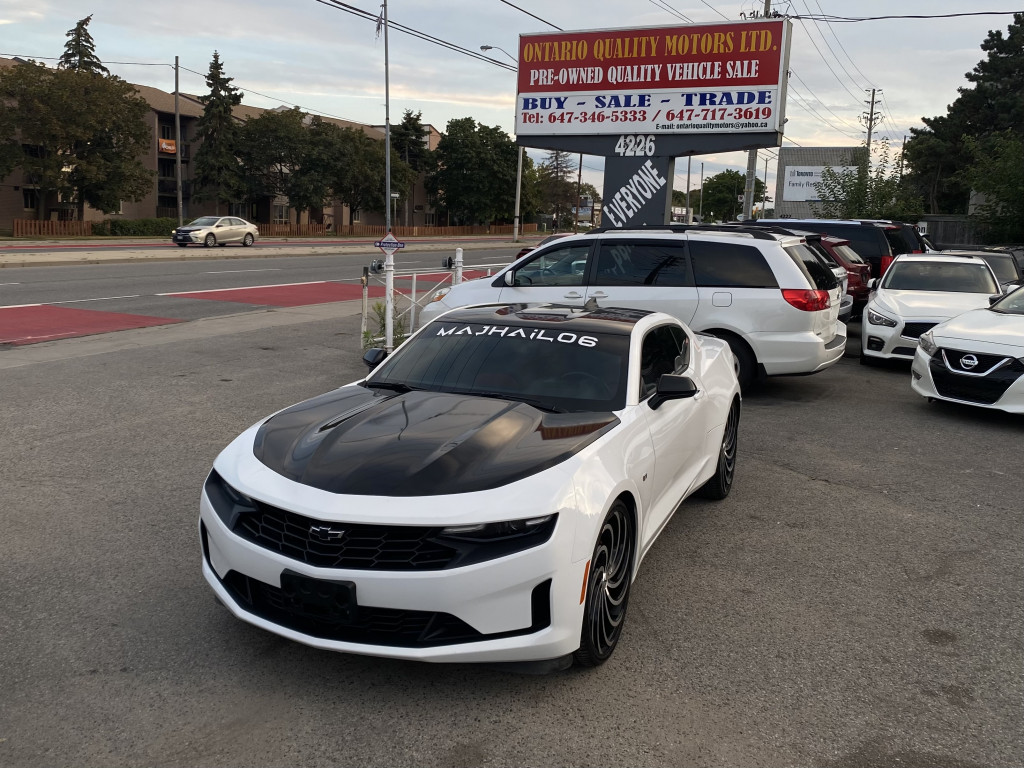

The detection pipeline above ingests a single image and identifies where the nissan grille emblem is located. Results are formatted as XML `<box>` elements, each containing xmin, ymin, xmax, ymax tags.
<box><xmin>309</xmin><ymin>525</ymin><xmax>345</xmax><ymax>542</ymax></box>
<box><xmin>960</xmin><ymin>354</ymin><xmax>979</xmax><ymax>370</ymax></box>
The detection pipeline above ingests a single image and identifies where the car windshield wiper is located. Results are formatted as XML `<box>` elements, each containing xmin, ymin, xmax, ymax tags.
<box><xmin>448</xmin><ymin>389</ymin><xmax>567</xmax><ymax>414</ymax></box>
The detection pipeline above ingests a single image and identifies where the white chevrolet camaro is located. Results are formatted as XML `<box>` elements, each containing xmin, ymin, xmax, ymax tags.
<box><xmin>912</xmin><ymin>286</ymin><xmax>1024</xmax><ymax>413</ymax></box>
<box><xmin>200</xmin><ymin>303</ymin><xmax>741</xmax><ymax>667</ymax></box>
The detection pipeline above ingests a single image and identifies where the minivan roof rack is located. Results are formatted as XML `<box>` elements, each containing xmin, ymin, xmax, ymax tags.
<box><xmin>588</xmin><ymin>223</ymin><xmax>778</xmax><ymax>241</ymax></box>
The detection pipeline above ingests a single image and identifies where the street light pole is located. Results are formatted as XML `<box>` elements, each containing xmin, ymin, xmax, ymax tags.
<box><xmin>383</xmin><ymin>0</ymin><xmax>394</xmax><ymax>350</ymax></box>
<box><xmin>481</xmin><ymin>45</ymin><xmax>523</xmax><ymax>242</ymax></box>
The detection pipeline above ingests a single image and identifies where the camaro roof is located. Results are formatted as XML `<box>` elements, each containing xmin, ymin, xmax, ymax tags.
<box><xmin>436</xmin><ymin>303</ymin><xmax>653</xmax><ymax>335</ymax></box>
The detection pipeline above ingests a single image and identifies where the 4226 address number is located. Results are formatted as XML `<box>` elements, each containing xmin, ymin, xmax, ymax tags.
<box><xmin>614</xmin><ymin>135</ymin><xmax>656</xmax><ymax>157</ymax></box>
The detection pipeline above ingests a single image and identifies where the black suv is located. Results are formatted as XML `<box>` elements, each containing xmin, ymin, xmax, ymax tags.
<box><xmin>759</xmin><ymin>219</ymin><xmax>899</xmax><ymax>278</ymax></box>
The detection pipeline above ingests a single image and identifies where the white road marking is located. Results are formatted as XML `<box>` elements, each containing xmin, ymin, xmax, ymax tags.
<box><xmin>0</xmin><ymin>282</ymin><xmax>21</xmax><ymax>286</ymax></box>
<box><xmin>51</xmin><ymin>295</ymin><xmax>142</xmax><ymax>304</ymax></box>
<box><xmin>157</xmin><ymin>280</ymin><xmax>327</xmax><ymax>296</ymax></box>
<box><xmin>204</xmin><ymin>269</ymin><xmax>282</xmax><ymax>274</ymax></box>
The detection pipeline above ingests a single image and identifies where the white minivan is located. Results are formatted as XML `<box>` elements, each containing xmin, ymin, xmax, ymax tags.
<box><xmin>420</xmin><ymin>229</ymin><xmax>846</xmax><ymax>387</ymax></box>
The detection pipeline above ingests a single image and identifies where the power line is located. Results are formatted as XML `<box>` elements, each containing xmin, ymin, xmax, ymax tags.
<box><xmin>313</xmin><ymin>0</ymin><xmax>516</xmax><ymax>72</ymax></box>
<box><xmin>495</xmin><ymin>0</ymin><xmax>562</xmax><ymax>30</ymax></box>
<box><xmin>800</xmin><ymin>0</ymin><xmax>868</xmax><ymax>90</ymax></box>
<box><xmin>789</xmin><ymin>11</ymin><xmax>865</xmax><ymax>104</ymax></box>
<box><xmin>787</xmin><ymin>83</ymin><xmax>862</xmax><ymax>139</ymax></box>
<box><xmin>789</xmin><ymin>11</ymin><xmax>1024</xmax><ymax>22</ymax></box>
<box><xmin>647</xmin><ymin>0</ymin><xmax>693</xmax><ymax>23</ymax></box>
<box><xmin>809</xmin><ymin>0</ymin><xmax>876</xmax><ymax>87</ymax></box>
<box><xmin>789</xmin><ymin>68</ymin><xmax>862</xmax><ymax>132</ymax></box>
<box><xmin>695</xmin><ymin>0</ymin><xmax>732</xmax><ymax>22</ymax></box>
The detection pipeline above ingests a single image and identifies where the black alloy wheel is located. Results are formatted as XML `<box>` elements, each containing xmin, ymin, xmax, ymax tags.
<box><xmin>204</xmin><ymin>233</ymin><xmax>216</xmax><ymax>247</ymax></box>
<box><xmin>698</xmin><ymin>398</ymin><xmax>740</xmax><ymax>499</ymax></box>
<box><xmin>574</xmin><ymin>500</ymin><xmax>635</xmax><ymax>667</ymax></box>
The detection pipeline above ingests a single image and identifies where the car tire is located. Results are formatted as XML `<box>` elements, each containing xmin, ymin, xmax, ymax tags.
<box><xmin>697</xmin><ymin>398</ymin><xmax>740</xmax><ymax>500</ymax></box>
<box><xmin>243</xmin><ymin>233</ymin><xmax>254</xmax><ymax>247</ymax></box>
<box><xmin>574</xmin><ymin>499</ymin><xmax>635</xmax><ymax>668</ymax></box>
<box><xmin>204</xmin><ymin>234</ymin><xmax>216</xmax><ymax>248</ymax></box>
<box><xmin>176</xmin><ymin>243</ymin><xmax>188</xmax><ymax>247</ymax></box>
<box><xmin>722</xmin><ymin>335</ymin><xmax>757</xmax><ymax>389</ymax></box>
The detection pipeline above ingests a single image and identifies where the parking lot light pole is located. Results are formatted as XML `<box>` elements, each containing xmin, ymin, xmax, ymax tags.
<box><xmin>481</xmin><ymin>45</ymin><xmax>524</xmax><ymax>242</ymax></box>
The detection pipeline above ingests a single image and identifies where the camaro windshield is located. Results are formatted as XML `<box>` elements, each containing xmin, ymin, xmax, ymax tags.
<box><xmin>369</xmin><ymin>320</ymin><xmax>630</xmax><ymax>412</ymax></box>
<box><xmin>187</xmin><ymin>217</ymin><xmax>220</xmax><ymax>227</ymax></box>
<box><xmin>991</xmin><ymin>287</ymin><xmax>1024</xmax><ymax>315</ymax></box>
<box><xmin>882</xmin><ymin>262</ymin><xmax>999</xmax><ymax>293</ymax></box>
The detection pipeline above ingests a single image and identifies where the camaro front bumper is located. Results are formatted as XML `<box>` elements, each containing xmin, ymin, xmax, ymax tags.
<box><xmin>199</xmin><ymin>485</ymin><xmax>587</xmax><ymax>663</ymax></box>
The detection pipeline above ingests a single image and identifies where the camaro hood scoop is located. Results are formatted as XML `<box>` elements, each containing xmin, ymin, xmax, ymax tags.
<box><xmin>253</xmin><ymin>387</ymin><xmax>618</xmax><ymax>496</ymax></box>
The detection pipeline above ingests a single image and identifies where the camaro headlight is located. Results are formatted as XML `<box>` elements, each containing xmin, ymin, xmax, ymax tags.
<box><xmin>867</xmin><ymin>308</ymin><xmax>897</xmax><ymax>327</ymax></box>
<box><xmin>441</xmin><ymin>514</ymin><xmax>556</xmax><ymax>541</ymax></box>
<box><xmin>428</xmin><ymin>287</ymin><xmax>451</xmax><ymax>304</ymax></box>
<box><xmin>918</xmin><ymin>330</ymin><xmax>938</xmax><ymax>356</ymax></box>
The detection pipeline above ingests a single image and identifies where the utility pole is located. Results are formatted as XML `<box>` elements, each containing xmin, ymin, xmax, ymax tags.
<box><xmin>863</xmin><ymin>88</ymin><xmax>881</xmax><ymax>156</ymax></box>
<box><xmin>686</xmin><ymin>156</ymin><xmax>692</xmax><ymax>223</ymax></box>
<box><xmin>513</xmin><ymin>146</ymin><xmax>523</xmax><ymax>242</ymax></box>
<box><xmin>574</xmin><ymin>153</ymin><xmax>582</xmax><ymax>233</ymax></box>
<box><xmin>742</xmin><ymin>0</ymin><xmax>771</xmax><ymax>221</ymax></box>
<box><xmin>174</xmin><ymin>56</ymin><xmax>183</xmax><ymax>227</ymax></box>
<box><xmin>699</xmin><ymin>162</ymin><xmax>704</xmax><ymax>221</ymax></box>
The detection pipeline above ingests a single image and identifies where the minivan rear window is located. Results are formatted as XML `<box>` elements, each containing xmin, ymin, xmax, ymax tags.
<box><xmin>689</xmin><ymin>241</ymin><xmax>778</xmax><ymax>288</ymax></box>
<box><xmin>784</xmin><ymin>244</ymin><xmax>840</xmax><ymax>291</ymax></box>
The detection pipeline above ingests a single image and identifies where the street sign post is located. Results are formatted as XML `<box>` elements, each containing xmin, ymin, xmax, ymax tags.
<box><xmin>373</xmin><ymin>232</ymin><xmax>405</xmax><ymax>350</ymax></box>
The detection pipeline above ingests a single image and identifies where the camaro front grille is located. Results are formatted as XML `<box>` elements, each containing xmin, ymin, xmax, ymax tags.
<box><xmin>204</xmin><ymin>471</ymin><xmax>557</xmax><ymax>571</ymax></box>
<box><xmin>929</xmin><ymin>354</ymin><xmax>1024</xmax><ymax>404</ymax></box>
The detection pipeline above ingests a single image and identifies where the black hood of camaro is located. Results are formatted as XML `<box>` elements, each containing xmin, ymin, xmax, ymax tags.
<box><xmin>252</xmin><ymin>386</ymin><xmax>618</xmax><ymax>496</ymax></box>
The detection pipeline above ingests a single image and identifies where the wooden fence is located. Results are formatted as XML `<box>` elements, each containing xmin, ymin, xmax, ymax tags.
<box><xmin>13</xmin><ymin>219</ymin><xmax>94</xmax><ymax>237</ymax></box>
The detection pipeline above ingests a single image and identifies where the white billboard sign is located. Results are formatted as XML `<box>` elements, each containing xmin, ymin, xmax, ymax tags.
<box><xmin>782</xmin><ymin>165</ymin><xmax>858</xmax><ymax>202</ymax></box>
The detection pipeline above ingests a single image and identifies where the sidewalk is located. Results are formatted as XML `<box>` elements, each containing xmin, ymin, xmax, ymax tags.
<box><xmin>0</xmin><ymin>233</ymin><xmax>542</xmax><ymax>269</ymax></box>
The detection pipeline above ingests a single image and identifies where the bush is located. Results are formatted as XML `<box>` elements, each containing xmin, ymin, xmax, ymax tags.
<box><xmin>94</xmin><ymin>218</ymin><xmax>179</xmax><ymax>237</ymax></box>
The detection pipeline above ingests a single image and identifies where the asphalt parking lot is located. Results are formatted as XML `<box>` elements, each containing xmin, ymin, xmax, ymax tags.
<box><xmin>0</xmin><ymin>310</ymin><xmax>1021</xmax><ymax>768</ymax></box>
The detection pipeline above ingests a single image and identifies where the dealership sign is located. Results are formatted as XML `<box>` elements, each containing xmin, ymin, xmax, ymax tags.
<box><xmin>782</xmin><ymin>165</ymin><xmax>859</xmax><ymax>202</ymax></box>
<box><xmin>516</xmin><ymin>20</ymin><xmax>791</xmax><ymax>137</ymax></box>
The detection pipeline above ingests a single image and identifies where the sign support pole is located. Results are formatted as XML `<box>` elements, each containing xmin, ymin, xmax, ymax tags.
<box><xmin>382</xmin><ymin>0</ymin><xmax>394</xmax><ymax>351</ymax></box>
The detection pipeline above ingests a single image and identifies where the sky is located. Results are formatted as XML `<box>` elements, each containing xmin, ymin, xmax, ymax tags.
<box><xmin>0</xmin><ymin>1</ymin><xmax>1016</xmax><ymax>204</ymax></box>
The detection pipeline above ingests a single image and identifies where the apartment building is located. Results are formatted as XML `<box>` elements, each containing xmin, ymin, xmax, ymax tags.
<box><xmin>0</xmin><ymin>56</ymin><xmax>438</xmax><ymax>232</ymax></box>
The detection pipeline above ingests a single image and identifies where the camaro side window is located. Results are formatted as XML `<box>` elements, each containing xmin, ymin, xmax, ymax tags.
<box><xmin>514</xmin><ymin>244</ymin><xmax>591</xmax><ymax>287</ymax></box>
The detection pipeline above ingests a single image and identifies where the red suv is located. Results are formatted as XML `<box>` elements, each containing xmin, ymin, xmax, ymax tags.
<box><xmin>818</xmin><ymin>235</ymin><xmax>872</xmax><ymax>315</ymax></box>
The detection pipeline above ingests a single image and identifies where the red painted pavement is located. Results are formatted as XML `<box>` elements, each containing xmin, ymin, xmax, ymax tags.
<box><xmin>0</xmin><ymin>305</ymin><xmax>183</xmax><ymax>346</ymax></box>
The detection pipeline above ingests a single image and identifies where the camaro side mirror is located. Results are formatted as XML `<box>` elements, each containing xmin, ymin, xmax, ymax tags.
<box><xmin>362</xmin><ymin>348</ymin><xmax>388</xmax><ymax>370</ymax></box>
<box><xmin>649</xmin><ymin>374</ymin><xmax>699</xmax><ymax>410</ymax></box>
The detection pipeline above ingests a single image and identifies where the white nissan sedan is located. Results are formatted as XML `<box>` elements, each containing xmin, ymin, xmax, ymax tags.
<box><xmin>200</xmin><ymin>303</ymin><xmax>741</xmax><ymax>667</ymax></box>
<box><xmin>911</xmin><ymin>286</ymin><xmax>1024</xmax><ymax>413</ymax></box>
<box><xmin>861</xmin><ymin>253</ymin><xmax>1003</xmax><ymax>363</ymax></box>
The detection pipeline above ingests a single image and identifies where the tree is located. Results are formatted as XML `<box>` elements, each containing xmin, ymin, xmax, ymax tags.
<box><xmin>389</xmin><ymin>110</ymin><xmax>433</xmax><ymax>226</ymax></box>
<box><xmin>537</xmin><ymin>150</ymin><xmax>577</xmax><ymax>228</ymax></box>
<box><xmin>193</xmin><ymin>52</ymin><xmax>243</xmax><ymax>212</ymax></box>
<box><xmin>903</xmin><ymin>14</ymin><xmax>1024</xmax><ymax>215</ymax></box>
<box><xmin>0</xmin><ymin>60</ymin><xmax>151</xmax><ymax>220</ymax></box>
<box><xmin>324</xmin><ymin>125</ymin><xmax>414</xmax><ymax>219</ymax></box>
<box><xmin>812</xmin><ymin>139</ymin><xmax>922</xmax><ymax>220</ymax></box>
<box><xmin>58</xmin><ymin>15</ymin><xmax>109</xmax><ymax>75</ymax></box>
<box><xmin>237</xmin><ymin>108</ymin><xmax>315</xmax><ymax>215</ymax></box>
<box><xmin>695</xmin><ymin>170</ymin><xmax>764</xmax><ymax>222</ymax></box>
<box><xmin>963</xmin><ymin>130</ymin><xmax>1024</xmax><ymax>242</ymax></box>
<box><xmin>427</xmin><ymin>118</ymin><xmax>518</xmax><ymax>225</ymax></box>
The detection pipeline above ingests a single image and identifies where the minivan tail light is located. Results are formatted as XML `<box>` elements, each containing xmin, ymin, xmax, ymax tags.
<box><xmin>782</xmin><ymin>289</ymin><xmax>830</xmax><ymax>312</ymax></box>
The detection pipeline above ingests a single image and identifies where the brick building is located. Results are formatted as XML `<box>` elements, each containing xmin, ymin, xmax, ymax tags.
<box><xmin>0</xmin><ymin>56</ymin><xmax>439</xmax><ymax>233</ymax></box>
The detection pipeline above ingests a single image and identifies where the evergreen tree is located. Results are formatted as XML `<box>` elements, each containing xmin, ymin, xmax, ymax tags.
<box><xmin>538</xmin><ymin>150</ymin><xmax>577</xmax><ymax>229</ymax></box>
<box><xmin>903</xmin><ymin>14</ymin><xmax>1024</xmax><ymax>215</ymax></box>
<box><xmin>389</xmin><ymin>111</ymin><xmax>432</xmax><ymax>226</ymax></box>
<box><xmin>193</xmin><ymin>52</ymin><xmax>243</xmax><ymax>212</ymax></box>
<box><xmin>58</xmin><ymin>15</ymin><xmax>109</xmax><ymax>75</ymax></box>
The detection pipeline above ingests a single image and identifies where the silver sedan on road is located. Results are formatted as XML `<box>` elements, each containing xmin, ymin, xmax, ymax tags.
<box><xmin>172</xmin><ymin>216</ymin><xmax>259</xmax><ymax>248</ymax></box>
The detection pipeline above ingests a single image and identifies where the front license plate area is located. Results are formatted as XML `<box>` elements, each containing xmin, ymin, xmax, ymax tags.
<box><xmin>279</xmin><ymin>570</ymin><xmax>356</xmax><ymax>624</ymax></box>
